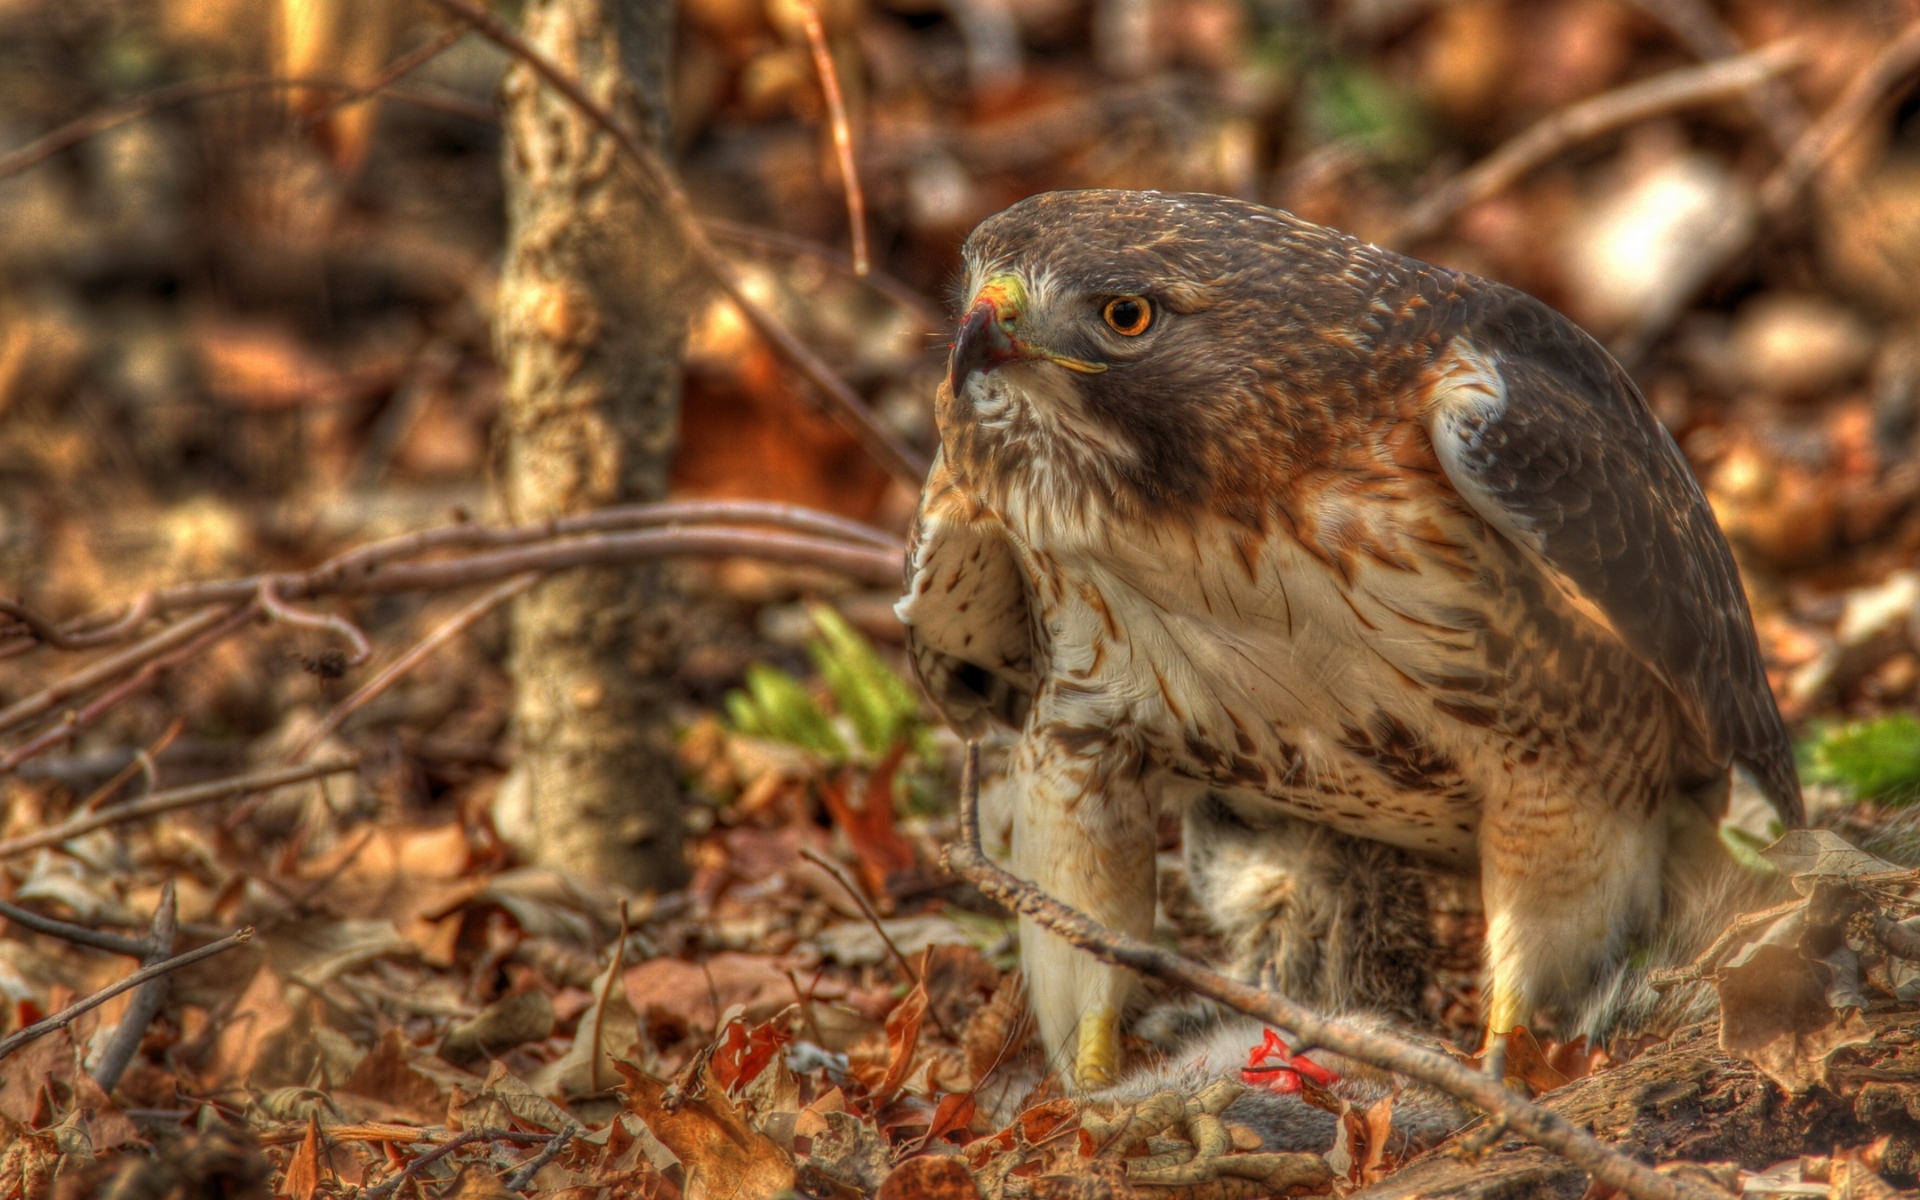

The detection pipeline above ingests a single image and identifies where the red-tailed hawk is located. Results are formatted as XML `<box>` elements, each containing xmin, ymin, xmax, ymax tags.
<box><xmin>897</xmin><ymin>190</ymin><xmax>1800</xmax><ymax>1087</ymax></box>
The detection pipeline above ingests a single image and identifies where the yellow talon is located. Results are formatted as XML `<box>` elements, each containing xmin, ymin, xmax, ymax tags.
<box><xmin>1076</xmin><ymin>1006</ymin><xmax>1121</xmax><ymax>1090</ymax></box>
<box><xmin>1483</xmin><ymin>981</ymin><xmax>1525</xmax><ymax>1082</ymax></box>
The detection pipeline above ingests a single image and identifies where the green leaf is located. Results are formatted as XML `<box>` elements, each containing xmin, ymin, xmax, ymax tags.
<box><xmin>1801</xmin><ymin>713</ymin><xmax>1920</xmax><ymax>805</ymax></box>
<box><xmin>807</xmin><ymin>604</ymin><xmax>923</xmax><ymax>758</ymax></box>
<box><xmin>725</xmin><ymin>663</ymin><xmax>845</xmax><ymax>758</ymax></box>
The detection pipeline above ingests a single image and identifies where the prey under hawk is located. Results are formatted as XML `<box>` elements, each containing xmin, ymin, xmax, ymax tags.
<box><xmin>896</xmin><ymin>190</ymin><xmax>1800</xmax><ymax>1087</ymax></box>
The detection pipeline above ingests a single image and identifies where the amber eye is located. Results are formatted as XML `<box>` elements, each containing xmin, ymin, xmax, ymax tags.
<box><xmin>1102</xmin><ymin>296</ymin><xmax>1153</xmax><ymax>336</ymax></box>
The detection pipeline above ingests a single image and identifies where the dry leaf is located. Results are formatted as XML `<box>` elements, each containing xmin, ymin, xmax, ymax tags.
<box><xmin>340</xmin><ymin>1030</ymin><xmax>448</xmax><ymax>1122</ymax></box>
<box><xmin>535</xmin><ymin>932</ymin><xmax>642</xmax><ymax>1098</ymax></box>
<box><xmin>877</xmin><ymin>1157</ymin><xmax>982</xmax><ymax>1200</ymax></box>
<box><xmin>282</xmin><ymin>1114</ymin><xmax>322</xmax><ymax>1200</ymax></box>
<box><xmin>619</xmin><ymin>1062</ymin><xmax>795</xmax><ymax>1200</ymax></box>
<box><xmin>875</xmin><ymin>977</ymin><xmax>929</xmax><ymax>1100</ymax></box>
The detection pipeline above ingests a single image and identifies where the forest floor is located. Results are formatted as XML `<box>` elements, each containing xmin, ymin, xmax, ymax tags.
<box><xmin>6</xmin><ymin>0</ymin><xmax>1920</xmax><ymax>1195</ymax></box>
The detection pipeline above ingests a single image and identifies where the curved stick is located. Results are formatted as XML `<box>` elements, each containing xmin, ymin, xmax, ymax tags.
<box><xmin>0</xmin><ymin>927</ymin><xmax>253</xmax><ymax>1062</ymax></box>
<box><xmin>420</xmin><ymin>0</ymin><xmax>930</xmax><ymax>486</ymax></box>
<box><xmin>942</xmin><ymin>744</ymin><xmax>1727</xmax><ymax>1200</ymax></box>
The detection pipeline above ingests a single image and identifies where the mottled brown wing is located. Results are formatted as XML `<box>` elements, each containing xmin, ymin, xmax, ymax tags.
<box><xmin>1427</xmin><ymin>283</ymin><xmax>1802</xmax><ymax>825</ymax></box>
<box><xmin>896</xmin><ymin>453</ymin><xmax>1036</xmax><ymax>738</ymax></box>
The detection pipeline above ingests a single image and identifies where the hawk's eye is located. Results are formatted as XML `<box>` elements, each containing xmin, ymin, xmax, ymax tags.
<box><xmin>1102</xmin><ymin>296</ymin><xmax>1153</xmax><ymax>336</ymax></box>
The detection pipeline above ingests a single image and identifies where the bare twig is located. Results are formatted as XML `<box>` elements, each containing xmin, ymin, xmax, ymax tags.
<box><xmin>419</xmin><ymin>0</ymin><xmax>929</xmax><ymax>486</ymax></box>
<box><xmin>0</xmin><ymin>605</ymin><xmax>236</xmax><ymax>735</ymax></box>
<box><xmin>1390</xmin><ymin>40</ymin><xmax>1805</xmax><ymax>246</ymax></box>
<box><xmin>362</xmin><ymin>1128</ymin><xmax>553</xmax><ymax>1199</ymax></box>
<box><xmin>0</xmin><ymin>926</ymin><xmax>253</xmax><ymax>1062</ymax></box>
<box><xmin>297</xmin><ymin>21</ymin><xmax>471</xmax><ymax>131</ymax></box>
<box><xmin>1608</xmin><ymin>16</ymin><xmax>1920</xmax><ymax>369</ymax></box>
<box><xmin>0</xmin><ymin>76</ymin><xmax>494</xmax><ymax>185</ymax></box>
<box><xmin>703</xmin><ymin>220</ymin><xmax>945</xmax><ymax>329</ymax></box>
<box><xmin>794</xmin><ymin>0</ymin><xmax>869</xmax><ymax>276</ymax></box>
<box><xmin>505</xmin><ymin>1125</ymin><xmax>577</xmax><ymax>1190</ymax></box>
<box><xmin>1758</xmin><ymin>17</ymin><xmax>1920</xmax><ymax>216</ymax></box>
<box><xmin>1623</xmin><ymin>0</ymin><xmax>1809</xmax><ymax>154</ymax></box>
<box><xmin>0</xmin><ymin>759</ymin><xmax>359</xmax><ymax>861</ymax></box>
<box><xmin>0</xmin><ymin>603</ymin><xmax>260</xmax><ymax>774</ymax></box>
<box><xmin>1646</xmin><ymin>895</ymin><xmax>1807</xmax><ymax>990</ymax></box>
<box><xmin>0</xmin><ymin>594</ymin><xmax>158</xmax><ymax>658</ymax></box>
<box><xmin>315</xmin><ymin>526</ymin><xmax>903</xmax><ymax>595</ymax></box>
<box><xmin>942</xmin><ymin>744</ymin><xmax>1725</xmax><ymax>1200</ymax></box>
<box><xmin>257</xmin><ymin>576</ymin><xmax>372</xmax><ymax>666</ymax></box>
<box><xmin>290</xmin><ymin>573</ymin><xmax>540</xmax><ymax>764</ymax></box>
<box><xmin>0</xmin><ymin>898</ymin><xmax>151</xmax><ymax>957</ymax></box>
<box><xmin>93</xmin><ymin>882</ymin><xmax>179</xmax><ymax>1094</ymax></box>
<box><xmin>80</xmin><ymin>718</ymin><xmax>185</xmax><ymax>814</ymax></box>
<box><xmin>799</xmin><ymin>845</ymin><xmax>956</xmax><ymax>1040</ymax></box>
<box><xmin>3</xmin><ymin>501</ymin><xmax>900</xmax><ymax>653</ymax></box>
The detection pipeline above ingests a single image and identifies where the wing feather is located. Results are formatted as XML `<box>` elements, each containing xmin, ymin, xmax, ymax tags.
<box><xmin>1426</xmin><ymin>285</ymin><xmax>1801</xmax><ymax>825</ymax></box>
<box><xmin>896</xmin><ymin>453</ymin><xmax>1037</xmax><ymax>737</ymax></box>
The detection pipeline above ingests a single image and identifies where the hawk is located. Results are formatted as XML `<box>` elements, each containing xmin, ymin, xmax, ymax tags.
<box><xmin>897</xmin><ymin>190</ymin><xmax>1801</xmax><ymax>1087</ymax></box>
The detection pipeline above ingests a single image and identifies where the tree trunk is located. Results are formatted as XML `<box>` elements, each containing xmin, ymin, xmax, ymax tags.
<box><xmin>490</xmin><ymin>0</ymin><xmax>691</xmax><ymax>890</ymax></box>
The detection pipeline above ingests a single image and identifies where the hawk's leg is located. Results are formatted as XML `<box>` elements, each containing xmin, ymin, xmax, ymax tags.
<box><xmin>1010</xmin><ymin>729</ymin><xmax>1159</xmax><ymax>1090</ymax></box>
<box><xmin>1182</xmin><ymin>794</ymin><xmax>1436</xmax><ymax>1020</ymax></box>
<box><xmin>1478</xmin><ymin>787</ymin><xmax>1669</xmax><ymax>1048</ymax></box>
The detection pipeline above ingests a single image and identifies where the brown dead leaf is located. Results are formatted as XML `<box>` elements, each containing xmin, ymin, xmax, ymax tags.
<box><xmin>877</xmin><ymin>1156</ymin><xmax>981</xmax><ymax>1200</ymax></box>
<box><xmin>341</xmin><ymin>1030</ymin><xmax>448</xmax><ymax>1123</ymax></box>
<box><xmin>618</xmin><ymin>1062</ymin><xmax>795</xmax><ymax>1200</ymax></box>
<box><xmin>624</xmin><ymin>952</ymin><xmax>809</xmax><ymax>1033</ymax></box>
<box><xmin>0</xmin><ymin>1029</ymin><xmax>76</xmax><ymax>1126</ymax></box>
<box><xmin>282</xmin><ymin>1114</ymin><xmax>322</xmax><ymax>1200</ymax></box>
<box><xmin>817</xmin><ymin>747</ymin><xmax>916</xmax><ymax>896</ymax></box>
<box><xmin>874</xmin><ymin>976</ymin><xmax>929</xmax><ymax>1100</ymax></box>
<box><xmin>1498</xmin><ymin>1027</ymin><xmax>1571</xmax><ymax>1095</ymax></box>
<box><xmin>534</xmin><ymin>926</ymin><xmax>642</xmax><ymax>1098</ymax></box>
<box><xmin>439</xmin><ymin>990</ymin><xmax>556</xmax><ymax>1067</ymax></box>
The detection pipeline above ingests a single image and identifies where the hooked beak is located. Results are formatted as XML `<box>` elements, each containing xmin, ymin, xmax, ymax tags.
<box><xmin>949</xmin><ymin>274</ymin><xmax>1106</xmax><ymax>395</ymax></box>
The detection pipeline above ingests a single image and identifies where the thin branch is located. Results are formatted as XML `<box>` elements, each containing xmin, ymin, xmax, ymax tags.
<box><xmin>1646</xmin><ymin>895</ymin><xmax>1806</xmax><ymax>990</ymax></box>
<box><xmin>0</xmin><ymin>898</ymin><xmax>151</xmax><ymax>957</ymax></box>
<box><xmin>46</xmin><ymin>525</ymin><xmax>897</xmax><ymax>617</ymax></box>
<box><xmin>298</xmin><ymin>22</ymin><xmax>471</xmax><ymax>131</ymax></box>
<box><xmin>703</xmin><ymin>219</ymin><xmax>945</xmax><ymax>329</ymax></box>
<box><xmin>0</xmin><ymin>605</ymin><xmax>237</xmax><ymax>735</ymax></box>
<box><xmin>419</xmin><ymin>0</ymin><xmax>929</xmax><ymax>486</ymax></box>
<box><xmin>794</xmin><ymin>0</ymin><xmax>869</xmax><ymax>276</ymax></box>
<box><xmin>1389</xmin><ymin>40</ymin><xmax>1805</xmax><ymax>247</ymax></box>
<box><xmin>0</xmin><ymin>759</ymin><xmax>359</xmax><ymax>861</ymax></box>
<box><xmin>941</xmin><ymin>744</ymin><xmax>1726</xmax><ymax>1200</ymax></box>
<box><xmin>799</xmin><ymin>845</ymin><xmax>956</xmax><ymax>1040</ymax></box>
<box><xmin>0</xmin><ymin>594</ymin><xmax>159</xmax><ymax>658</ymax></box>
<box><xmin>1758</xmin><ymin>16</ymin><xmax>1920</xmax><ymax>216</ymax></box>
<box><xmin>1622</xmin><ymin>0</ymin><xmax>1809</xmax><ymax>154</ymax></box>
<box><xmin>0</xmin><ymin>926</ymin><xmax>253</xmax><ymax>1062</ymax></box>
<box><xmin>257</xmin><ymin>576</ymin><xmax>372</xmax><ymax>666</ymax></box>
<box><xmin>4</xmin><ymin>501</ymin><xmax>900</xmax><ymax>650</ymax></box>
<box><xmin>0</xmin><ymin>603</ymin><xmax>260</xmax><ymax>774</ymax></box>
<box><xmin>290</xmin><ymin>573</ymin><xmax>539</xmax><ymax>764</ymax></box>
<box><xmin>93</xmin><ymin>882</ymin><xmax>179</xmax><ymax>1094</ymax></box>
<box><xmin>317</xmin><ymin>527</ymin><xmax>903</xmax><ymax>595</ymax></box>
<box><xmin>0</xmin><ymin>76</ymin><xmax>495</xmax><ymax>185</ymax></box>
<box><xmin>505</xmin><ymin>1125</ymin><xmax>577</xmax><ymax>1190</ymax></box>
<box><xmin>80</xmin><ymin>717</ymin><xmax>185</xmax><ymax>815</ymax></box>
<box><xmin>1608</xmin><ymin>16</ymin><xmax>1920</xmax><ymax>369</ymax></box>
<box><xmin>362</xmin><ymin>1128</ymin><xmax>553</xmax><ymax>1199</ymax></box>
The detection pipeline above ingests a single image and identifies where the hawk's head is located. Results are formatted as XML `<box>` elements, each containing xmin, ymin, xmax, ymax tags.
<box><xmin>939</xmin><ymin>190</ymin><xmax>1425</xmax><ymax>533</ymax></box>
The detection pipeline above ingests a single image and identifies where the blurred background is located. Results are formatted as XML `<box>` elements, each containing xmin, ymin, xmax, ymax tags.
<box><xmin>4</xmin><ymin>0</ymin><xmax>1920</xmax><ymax>1177</ymax></box>
<box><xmin>1</xmin><ymin>0</ymin><xmax>1917</xmax><ymax>723</ymax></box>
